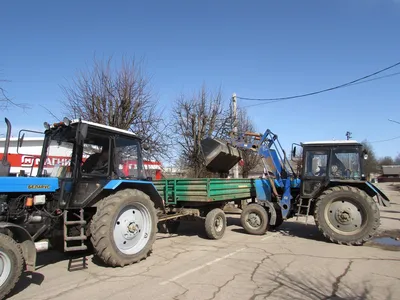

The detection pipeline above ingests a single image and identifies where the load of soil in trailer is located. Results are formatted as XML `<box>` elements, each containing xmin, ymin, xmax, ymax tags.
<box><xmin>201</xmin><ymin>137</ymin><xmax>242</xmax><ymax>174</ymax></box>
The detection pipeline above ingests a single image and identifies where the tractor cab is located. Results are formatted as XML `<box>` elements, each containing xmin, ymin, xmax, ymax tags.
<box><xmin>292</xmin><ymin>140</ymin><xmax>367</xmax><ymax>198</ymax></box>
<box><xmin>36</xmin><ymin>118</ymin><xmax>145</xmax><ymax>179</ymax></box>
<box><xmin>16</xmin><ymin>118</ymin><xmax>147</xmax><ymax>208</ymax></box>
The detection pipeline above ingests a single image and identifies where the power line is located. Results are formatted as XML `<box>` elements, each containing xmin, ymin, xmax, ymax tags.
<box><xmin>240</xmin><ymin>70</ymin><xmax>400</xmax><ymax>109</ymax></box>
<box><xmin>237</xmin><ymin>60</ymin><xmax>400</xmax><ymax>102</ymax></box>
<box><xmin>369</xmin><ymin>136</ymin><xmax>400</xmax><ymax>144</ymax></box>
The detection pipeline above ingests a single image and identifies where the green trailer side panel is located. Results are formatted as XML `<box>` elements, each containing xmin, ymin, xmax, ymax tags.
<box><xmin>153</xmin><ymin>178</ymin><xmax>256</xmax><ymax>205</ymax></box>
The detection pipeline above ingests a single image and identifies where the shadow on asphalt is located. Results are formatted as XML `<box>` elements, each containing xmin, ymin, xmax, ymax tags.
<box><xmin>8</xmin><ymin>271</ymin><xmax>45</xmax><ymax>298</ymax></box>
<box><xmin>256</xmin><ymin>260</ymin><xmax>394</xmax><ymax>300</ymax></box>
<box><xmin>10</xmin><ymin>250</ymin><xmax>90</xmax><ymax>298</ymax></box>
<box><xmin>227</xmin><ymin>215</ymin><xmax>328</xmax><ymax>243</ymax></box>
<box><xmin>381</xmin><ymin>210</ymin><xmax>400</xmax><ymax>214</ymax></box>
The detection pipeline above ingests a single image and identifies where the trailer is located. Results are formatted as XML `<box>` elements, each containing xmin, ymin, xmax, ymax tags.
<box><xmin>153</xmin><ymin>178</ymin><xmax>257</xmax><ymax>237</ymax></box>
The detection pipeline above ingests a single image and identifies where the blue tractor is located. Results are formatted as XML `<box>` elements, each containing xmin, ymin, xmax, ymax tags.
<box><xmin>202</xmin><ymin>129</ymin><xmax>391</xmax><ymax>244</ymax></box>
<box><xmin>0</xmin><ymin>118</ymin><xmax>164</xmax><ymax>298</ymax></box>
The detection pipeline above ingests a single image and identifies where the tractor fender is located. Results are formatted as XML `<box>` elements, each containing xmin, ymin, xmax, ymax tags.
<box><xmin>258</xmin><ymin>200</ymin><xmax>277</xmax><ymax>225</ymax></box>
<box><xmin>365</xmin><ymin>182</ymin><xmax>391</xmax><ymax>207</ymax></box>
<box><xmin>0</xmin><ymin>222</ymin><xmax>36</xmax><ymax>272</ymax></box>
<box><xmin>327</xmin><ymin>181</ymin><xmax>391</xmax><ymax>207</ymax></box>
<box><xmin>101</xmin><ymin>179</ymin><xmax>165</xmax><ymax>212</ymax></box>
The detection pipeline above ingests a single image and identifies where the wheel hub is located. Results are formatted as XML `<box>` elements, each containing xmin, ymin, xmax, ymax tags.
<box><xmin>336</xmin><ymin>209</ymin><xmax>352</xmax><ymax>224</ymax></box>
<box><xmin>248</xmin><ymin>212</ymin><xmax>261</xmax><ymax>228</ymax></box>
<box><xmin>125</xmin><ymin>222</ymin><xmax>140</xmax><ymax>239</ymax></box>
<box><xmin>326</xmin><ymin>199</ymin><xmax>363</xmax><ymax>234</ymax></box>
<box><xmin>113</xmin><ymin>204</ymin><xmax>151</xmax><ymax>255</ymax></box>
<box><xmin>215</xmin><ymin>216</ymin><xmax>223</xmax><ymax>232</ymax></box>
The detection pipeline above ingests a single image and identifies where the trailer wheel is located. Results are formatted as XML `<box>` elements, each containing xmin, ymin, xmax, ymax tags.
<box><xmin>314</xmin><ymin>186</ymin><xmax>380</xmax><ymax>245</ymax></box>
<box><xmin>205</xmin><ymin>208</ymin><xmax>226</xmax><ymax>240</ymax></box>
<box><xmin>90</xmin><ymin>189</ymin><xmax>158</xmax><ymax>267</ymax></box>
<box><xmin>241</xmin><ymin>204</ymin><xmax>269</xmax><ymax>235</ymax></box>
<box><xmin>0</xmin><ymin>233</ymin><xmax>24</xmax><ymax>300</ymax></box>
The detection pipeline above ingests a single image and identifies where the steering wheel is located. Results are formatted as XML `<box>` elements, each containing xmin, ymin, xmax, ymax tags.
<box><xmin>92</xmin><ymin>161</ymin><xmax>108</xmax><ymax>172</ymax></box>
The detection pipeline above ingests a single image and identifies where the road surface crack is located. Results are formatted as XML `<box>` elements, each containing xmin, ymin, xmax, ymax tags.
<box><xmin>208</xmin><ymin>273</ymin><xmax>242</xmax><ymax>300</ymax></box>
<box><xmin>324</xmin><ymin>260</ymin><xmax>353</xmax><ymax>299</ymax></box>
<box><xmin>171</xmin><ymin>281</ymin><xmax>190</xmax><ymax>300</ymax></box>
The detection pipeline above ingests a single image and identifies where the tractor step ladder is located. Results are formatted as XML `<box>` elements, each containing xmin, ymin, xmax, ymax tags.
<box><xmin>63</xmin><ymin>209</ymin><xmax>88</xmax><ymax>252</ymax></box>
<box><xmin>296</xmin><ymin>197</ymin><xmax>312</xmax><ymax>225</ymax></box>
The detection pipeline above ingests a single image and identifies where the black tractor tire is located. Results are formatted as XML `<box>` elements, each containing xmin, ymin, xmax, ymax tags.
<box><xmin>157</xmin><ymin>220</ymin><xmax>180</xmax><ymax>234</ymax></box>
<box><xmin>205</xmin><ymin>208</ymin><xmax>226</xmax><ymax>240</ymax></box>
<box><xmin>269</xmin><ymin>207</ymin><xmax>284</xmax><ymax>230</ymax></box>
<box><xmin>90</xmin><ymin>189</ymin><xmax>158</xmax><ymax>267</ymax></box>
<box><xmin>241</xmin><ymin>203</ymin><xmax>269</xmax><ymax>235</ymax></box>
<box><xmin>314</xmin><ymin>185</ymin><xmax>380</xmax><ymax>245</ymax></box>
<box><xmin>0</xmin><ymin>233</ymin><xmax>24</xmax><ymax>300</ymax></box>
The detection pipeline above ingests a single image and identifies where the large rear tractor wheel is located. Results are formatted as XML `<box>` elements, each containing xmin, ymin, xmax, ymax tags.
<box><xmin>240</xmin><ymin>204</ymin><xmax>269</xmax><ymax>235</ymax></box>
<box><xmin>205</xmin><ymin>208</ymin><xmax>226</xmax><ymax>240</ymax></box>
<box><xmin>314</xmin><ymin>186</ymin><xmax>380</xmax><ymax>245</ymax></box>
<box><xmin>0</xmin><ymin>233</ymin><xmax>24</xmax><ymax>300</ymax></box>
<box><xmin>90</xmin><ymin>189</ymin><xmax>158</xmax><ymax>267</ymax></box>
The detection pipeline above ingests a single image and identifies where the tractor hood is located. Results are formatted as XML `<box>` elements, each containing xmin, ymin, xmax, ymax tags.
<box><xmin>0</xmin><ymin>177</ymin><xmax>59</xmax><ymax>193</ymax></box>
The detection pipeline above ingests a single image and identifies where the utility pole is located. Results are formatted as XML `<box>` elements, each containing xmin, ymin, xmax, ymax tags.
<box><xmin>346</xmin><ymin>131</ymin><xmax>352</xmax><ymax>140</ymax></box>
<box><xmin>232</xmin><ymin>93</ymin><xmax>239</xmax><ymax>178</ymax></box>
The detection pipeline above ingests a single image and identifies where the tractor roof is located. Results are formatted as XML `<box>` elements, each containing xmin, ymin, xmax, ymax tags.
<box><xmin>69</xmin><ymin>119</ymin><xmax>139</xmax><ymax>138</ymax></box>
<box><xmin>301</xmin><ymin>140</ymin><xmax>362</xmax><ymax>146</ymax></box>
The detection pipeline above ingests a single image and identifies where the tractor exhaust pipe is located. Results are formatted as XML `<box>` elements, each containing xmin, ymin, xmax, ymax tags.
<box><xmin>0</xmin><ymin>118</ymin><xmax>11</xmax><ymax>176</ymax></box>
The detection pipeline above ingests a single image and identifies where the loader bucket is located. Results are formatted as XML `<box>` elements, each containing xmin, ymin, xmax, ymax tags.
<box><xmin>201</xmin><ymin>137</ymin><xmax>242</xmax><ymax>173</ymax></box>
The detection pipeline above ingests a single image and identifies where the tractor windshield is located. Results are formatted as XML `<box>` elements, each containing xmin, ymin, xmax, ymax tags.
<box><xmin>330</xmin><ymin>149</ymin><xmax>361</xmax><ymax>180</ymax></box>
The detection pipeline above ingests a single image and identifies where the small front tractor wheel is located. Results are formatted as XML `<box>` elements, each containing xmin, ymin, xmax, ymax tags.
<box><xmin>90</xmin><ymin>189</ymin><xmax>158</xmax><ymax>267</ymax></box>
<box><xmin>0</xmin><ymin>233</ymin><xmax>24</xmax><ymax>300</ymax></box>
<box><xmin>205</xmin><ymin>208</ymin><xmax>226</xmax><ymax>240</ymax></box>
<box><xmin>241</xmin><ymin>204</ymin><xmax>269</xmax><ymax>235</ymax></box>
<box><xmin>314</xmin><ymin>185</ymin><xmax>380</xmax><ymax>245</ymax></box>
<box><xmin>269</xmin><ymin>207</ymin><xmax>284</xmax><ymax>230</ymax></box>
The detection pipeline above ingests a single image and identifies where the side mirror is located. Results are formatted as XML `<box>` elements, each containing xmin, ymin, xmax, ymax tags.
<box><xmin>18</xmin><ymin>133</ymin><xmax>25</xmax><ymax>148</ymax></box>
<box><xmin>292</xmin><ymin>146</ymin><xmax>297</xmax><ymax>158</ymax></box>
<box><xmin>142</xmin><ymin>143</ymin><xmax>150</xmax><ymax>151</ymax></box>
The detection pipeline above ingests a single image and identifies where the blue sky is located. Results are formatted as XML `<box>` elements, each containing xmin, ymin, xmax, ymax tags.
<box><xmin>1</xmin><ymin>0</ymin><xmax>399</xmax><ymax>161</ymax></box>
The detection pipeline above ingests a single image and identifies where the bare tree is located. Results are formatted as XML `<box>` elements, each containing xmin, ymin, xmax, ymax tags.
<box><xmin>395</xmin><ymin>153</ymin><xmax>400</xmax><ymax>165</ymax></box>
<box><xmin>172</xmin><ymin>85</ymin><xmax>229</xmax><ymax>177</ymax></box>
<box><xmin>0</xmin><ymin>76</ymin><xmax>28</xmax><ymax>111</ymax></box>
<box><xmin>60</xmin><ymin>56</ymin><xmax>171</xmax><ymax>162</ymax></box>
<box><xmin>379</xmin><ymin>156</ymin><xmax>394</xmax><ymax>167</ymax></box>
<box><xmin>236</xmin><ymin>108</ymin><xmax>262</xmax><ymax>178</ymax></box>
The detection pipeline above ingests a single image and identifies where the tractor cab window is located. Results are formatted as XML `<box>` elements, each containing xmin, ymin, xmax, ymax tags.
<box><xmin>81</xmin><ymin>140</ymin><xmax>110</xmax><ymax>176</ymax></box>
<box><xmin>305</xmin><ymin>151</ymin><xmax>328</xmax><ymax>176</ymax></box>
<box><xmin>40</xmin><ymin>126</ymin><xmax>75</xmax><ymax>178</ymax></box>
<box><xmin>114</xmin><ymin>137</ymin><xmax>143</xmax><ymax>178</ymax></box>
<box><xmin>330</xmin><ymin>149</ymin><xmax>361</xmax><ymax>180</ymax></box>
